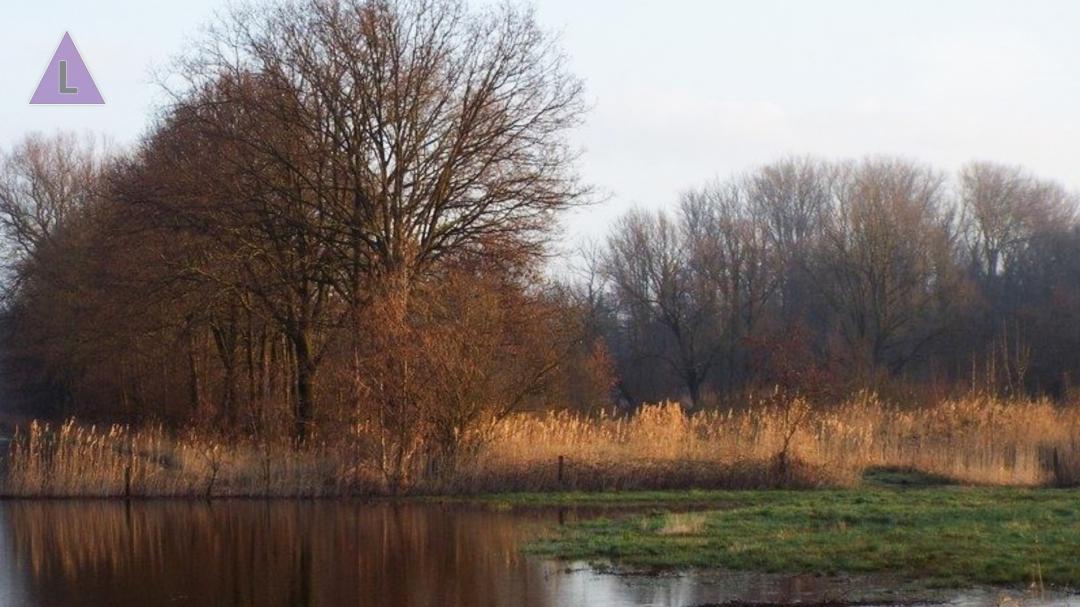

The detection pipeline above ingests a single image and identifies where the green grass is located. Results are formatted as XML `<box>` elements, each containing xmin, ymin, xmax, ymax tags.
<box><xmin>442</xmin><ymin>489</ymin><xmax>752</xmax><ymax>507</ymax></box>
<box><xmin>525</xmin><ymin>487</ymin><xmax>1080</xmax><ymax>588</ymax></box>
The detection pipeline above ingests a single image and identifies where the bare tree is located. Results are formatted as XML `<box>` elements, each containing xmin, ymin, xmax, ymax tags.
<box><xmin>960</xmin><ymin>162</ymin><xmax>1076</xmax><ymax>283</ymax></box>
<box><xmin>816</xmin><ymin>158</ymin><xmax>961</xmax><ymax>376</ymax></box>
<box><xmin>0</xmin><ymin>133</ymin><xmax>111</xmax><ymax>415</ymax></box>
<box><xmin>681</xmin><ymin>182</ymin><xmax>778</xmax><ymax>392</ymax></box>
<box><xmin>0</xmin><ymin>133</ymin><xmax>105</xmax><ymax>284</ymax></box>
<box><xmin>603</xmin><ymin>208</ymin><xmax>723</xmax><ymax>408</ymax></box>
<box><xmin>159</xmin><ymin>0</ymin><xmax>587</xmax><ymax>439</ymax></box>
<box><xmin>746</xmin><ymin>157</ymin><xmax>830</xmax><ymax>321</ymax></box>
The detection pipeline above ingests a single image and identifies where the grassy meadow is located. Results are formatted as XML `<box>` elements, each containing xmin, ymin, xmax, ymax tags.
<box><xmin>524</xmin><ymin>485</ymin><xmax>1080</xmax><ymax>588</ymax></box>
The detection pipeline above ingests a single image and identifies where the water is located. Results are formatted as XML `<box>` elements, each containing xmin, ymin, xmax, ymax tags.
<box><xmin>0</xmin><ymin>500</ymin><xmax>1075</xmax><ymax>607</ymax></box>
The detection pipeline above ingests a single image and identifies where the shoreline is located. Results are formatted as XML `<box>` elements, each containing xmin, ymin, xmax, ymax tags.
<box><xmin>0</xmin><ymin>482</ymin><xmax>1068</xmax><ymax>501</ymax></box>
<box><xmin>4</xmin><ymin>486</ymin><xmax>1079</xmax><ymax>592</ymax></box>
<box><xmin>523</xmin><ymin>486</ymin><xmax>1080</xmax><ymax>589</ymax></box>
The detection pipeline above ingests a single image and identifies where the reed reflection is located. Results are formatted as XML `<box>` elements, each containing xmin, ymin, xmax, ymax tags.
<box><xmin>0</xmin><ymin>501</ymin><xmax>886</xmax><ymax>607</ymax></box>
<box><xmin>0</xmin><ymin>501</ymin><xmax>568</xmax><ymax>607</ymax></box>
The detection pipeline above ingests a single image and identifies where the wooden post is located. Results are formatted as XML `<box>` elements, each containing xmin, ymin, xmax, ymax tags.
<box><xmin>557</xmin><ymin>455</ymin><xmax>565</xmax><ymax>487</ymax></box>
<box><xmin>124</xmin><ymin>434</ymin><xmax>132</xmax><ymax>500</ymax></box>
<box><xmin>1053</xmin><ymin>447</ymin><xmax>1063</xmax><ymax>487</ymax></box>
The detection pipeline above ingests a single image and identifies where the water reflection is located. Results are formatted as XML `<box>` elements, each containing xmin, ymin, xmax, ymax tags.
<box><xmin>0</xmin><ymin>501</ymin><xmax>1074</xmax><ymax>607</ymax></box>
<box><xmin>2</xmin><ymin>501</ymin><xmax>566</xmax><ymax>607</ymax></box>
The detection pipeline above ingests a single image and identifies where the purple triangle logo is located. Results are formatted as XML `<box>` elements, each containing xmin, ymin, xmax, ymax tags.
<box><xmin>30</xmin><ymin>32</ymin><xmax>104</xmax><ymax>105</ymax></box>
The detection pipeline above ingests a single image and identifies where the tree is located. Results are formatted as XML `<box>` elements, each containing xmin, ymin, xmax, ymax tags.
<box><xmin>0</xmin><ymin>133</ymin><xmax>110</xmax><ymax>415</ymax></box>
<box><xmin>681</xmin><ymin>181</ymin><xmax>778</xmax><ymax>392</ymax></box>
<box><xmin>960</xmin><ymin>162</ymin><xmax>1075</xmax><ymax>285</ymax></box>
<box><xmin>0</xmin><ymin>133</ymin><xmax>105</xmax><ymax>285</ymax></box>
<box><xmin>159</xmin><ymin>0</ymin><xmax>587</xmax><ymax>439</ymax></box>
<box><xmin>746</xmin><ymin>157</ymin><xmax>830</xmax><ymax>322</ymax></box>
<box><xmin>359</xmin><ymin>265</ymin><xmax>573</xmax><ymax>490</ymax></box>
<box><xmin>603</xmin><ymin>208</ymin><xmax>723</xmax><ymax>408</ymax></box>
<box><xmin>815</xmin><ymin>159</ymin><xmax>962</xmax><ymax>377</ymax></box>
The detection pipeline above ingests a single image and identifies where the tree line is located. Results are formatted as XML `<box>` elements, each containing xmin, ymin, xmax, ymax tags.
<box><xmin>586</xmin><ymin>157</ymin><xmax>1080</xmax><ymax>408</ymax></box>
<box><xmin>2</xmin><ymin>0</ymin><xmax>1079</xmax><ymax>476</ymax></box>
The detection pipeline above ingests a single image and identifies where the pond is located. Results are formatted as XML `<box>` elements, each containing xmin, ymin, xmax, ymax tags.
<box><xmin>0</xmin><ymin>500</ymin><xmax>1072</xmax><ymax>607</ymax></box>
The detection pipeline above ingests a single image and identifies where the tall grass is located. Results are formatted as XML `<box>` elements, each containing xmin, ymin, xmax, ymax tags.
<box><xmin>1</xmin><ymin>420</ymin><xmax>373</xmax><ymax>497</ymax></box>
<box><xmin>3</xmin><ymin>393</ymin><xmax>1080</xmax><ymax>497</ymax></box>
<box><xmin>460</xmin><ymin>393</ymin><xmax>1080</xmax><ymax>492</ymax></box>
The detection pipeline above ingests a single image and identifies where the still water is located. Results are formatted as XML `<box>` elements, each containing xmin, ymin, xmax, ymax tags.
<box><xmin>0</xmin><ymin>500</ymin><xmax>1074</xmax><ymax>607</ymax></box>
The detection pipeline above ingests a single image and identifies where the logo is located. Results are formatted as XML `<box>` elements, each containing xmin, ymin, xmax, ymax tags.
<box><xmin>30</xmin><ymin>32</ymin><xmax>104</xmax><ymax>105</ymax></box>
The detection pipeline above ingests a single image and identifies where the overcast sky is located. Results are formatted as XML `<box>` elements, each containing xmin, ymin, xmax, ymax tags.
<box><xmin>4</xmin><ymin>0</ymin><xmax>1080</xmax><ymax>247</ymax></box>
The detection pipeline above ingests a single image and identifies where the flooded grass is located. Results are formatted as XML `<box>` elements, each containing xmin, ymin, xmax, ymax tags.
<box><xmin>525</xmin><ymin>487</ymin><xmax>1080</xmax><ymax>589</ymax></box>
<box><xmin>655</xmin><ymin>512</ymin><xmax>710</xmax><ymax>536</ymax></box>
<box><xmin>10</xmin><ymin>498</ymin><xmax>1072</xmax><ymax>607</ymax></box>
<box><xmin>1</xmin><ymin>493</ymin><xmax>1078</xmax><ymax>605</ymax></box>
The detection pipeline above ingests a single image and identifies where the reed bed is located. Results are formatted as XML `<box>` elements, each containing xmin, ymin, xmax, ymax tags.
<box><xmin>0</xmin><ymin>420</ymin><xmax>375</xmax><ymax>497</ymax></box>
<box><xmin>459</xmin><ymin>393</ymin><xmax>1080</xmax><ymax>492</ymax></box>
<box><xmin>3</xmin><ymin>394</ymin><xmax>1080</xmax><ymax>497</ymax></box>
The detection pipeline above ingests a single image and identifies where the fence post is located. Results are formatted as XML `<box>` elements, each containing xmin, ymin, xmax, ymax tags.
<box><xmin>1053</xmin><ymin>447</ymin><xmax>1063</xmax><ymax>487</ymax></box>
<box><xmin>124</xmin><ymin>434</ymin><xmax>132</xmax><ymax>500</ymax></box>
<box><xmin>557</xmin><ymin>455</ymin><xmax>565</xmax><ymax>488</ymax></box>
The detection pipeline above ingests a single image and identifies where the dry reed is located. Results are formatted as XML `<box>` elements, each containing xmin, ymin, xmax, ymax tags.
<box><xmin>3</xmin><ymin>394</ymin><xmax>1079</xmax><ymax>497</ymax></box>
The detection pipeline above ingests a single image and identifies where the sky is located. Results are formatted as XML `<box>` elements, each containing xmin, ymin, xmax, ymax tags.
<box><xmin>4</xmin><ymin>0</ymin><xmax>1080</xmax><ymax>248</ymax></box>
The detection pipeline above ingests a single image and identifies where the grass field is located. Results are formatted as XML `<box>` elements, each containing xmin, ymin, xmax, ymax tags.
<box><xmin>521</xmin><ymin>474</ymin><xmax>1080</xmax><ymax>588</ymax></box>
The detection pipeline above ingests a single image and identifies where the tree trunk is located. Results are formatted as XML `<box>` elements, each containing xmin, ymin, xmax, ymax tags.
<box><xmin>222</xmin><ymin>359</ymin><xmax>237</xmax><ymax>428</ymax></box>
<box><xmin>687</xmin><ymin>373</ymin><xmax>702</xmax><ymax>411</ymax></box>
<box><xmin>187</xmin><ymin>331</ymin><xmax>202</xmax><ymax>416</ymax></box>
<box><xmin>292</xmin><ymin>330</ymin><xmax>316</xmax><ymax>443</ymax></box>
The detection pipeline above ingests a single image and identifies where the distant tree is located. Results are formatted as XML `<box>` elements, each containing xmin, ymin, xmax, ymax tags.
<box><xmin>815</xmin><ymin>159</ymin><xmax>962</xmax><ymax>377</ymax></box>
<box><xmin>603</xmin><ymin>208</ymin><xmax>723</xmax><ymax>408</ymax></box>
<box><xmin>681</xmin><ymin>181</ymin><xmax>778</xmax><ymax>392</ymax></box>
<box><xmin>0</xmin><ymin>133</ymin><xmax>104</xmax><ymax>284</ymax></box>
<box><xmin>0</xmin><ymin>133</ymin><xmax>109</xmax><ymax>415</ymax></box>
<box><xmin>745</xmin><ymin>157</ymin><xmax>830</xmax><ymax>322</ymax></box>
<box><xmin>960</xmin><ymin>163</ymin><xmax>1074</xmax><ymax>280</ymax></box>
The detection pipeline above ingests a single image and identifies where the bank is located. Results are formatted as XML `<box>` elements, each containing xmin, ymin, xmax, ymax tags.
<box><xmin>504</xmin><ymin>473</ymin><xmax>1080</xmax><ymax>589</ymax></box>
